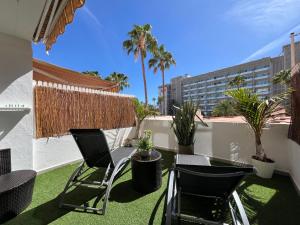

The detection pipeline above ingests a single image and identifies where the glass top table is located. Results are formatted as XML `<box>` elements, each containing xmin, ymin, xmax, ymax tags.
<box><xmin>175</xmin><ymin>154</ymin><xmax>211</xmax><ymax>166</ymax></box>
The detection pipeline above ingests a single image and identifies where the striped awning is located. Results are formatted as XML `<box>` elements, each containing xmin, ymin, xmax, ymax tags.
<box><xmin>33</xmin><ymin>0</ymin><xmax>85</xmax><ymax>51</ymax></box>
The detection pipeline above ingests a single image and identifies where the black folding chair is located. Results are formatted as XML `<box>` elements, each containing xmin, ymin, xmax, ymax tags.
<box><xmin>59</xmin><ymin>129</ymin><xmax>136</xmax><ymax>215</ymax></box>
<box><xmin>165</xmin><ymin>154</ymin><xmax>254</xmax><ymax>225</ymax></box>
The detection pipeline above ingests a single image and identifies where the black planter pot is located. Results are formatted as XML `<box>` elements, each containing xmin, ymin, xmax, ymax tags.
<box><xmin>131</xmin><ymin>150</ymin><xmax>162</xmax><ymax>194</ymax></box>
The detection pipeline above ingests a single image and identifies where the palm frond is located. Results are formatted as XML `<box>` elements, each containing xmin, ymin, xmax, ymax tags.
<box><xmin>226</xmin><ymin>88</ymin><xmax>288</xmax><ymax>137</ymax></box>
<box><xmin>272</xmin><ymin>69</ymin><xmax>291</xmax><ymax>85</ymax></box>
<box><xmin>105</xmin><ymin>72</ymin><xmax>130</xmax><ymax>91</ymax></box>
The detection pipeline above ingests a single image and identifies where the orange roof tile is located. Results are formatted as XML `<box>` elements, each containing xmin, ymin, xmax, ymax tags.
<box><xmin>33</xmin><ymin>59</ymin><xmax>119</xmax><ymax>92</ymax></box>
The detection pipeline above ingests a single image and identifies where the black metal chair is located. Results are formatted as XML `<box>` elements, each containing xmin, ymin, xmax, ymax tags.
<box><xmin>0</xmin><ymin>149</ymin><xmax>36</xmax><ymax>223</ymax></box>
<box><xmin>165</xmin><ymin>154</ymin><xmax>254</xmax><ymax>225</ymax></box>
<box><xmin>59</xmin><ymin>129</ymin><xmax>136</xmax><ymax>215</ymax></box>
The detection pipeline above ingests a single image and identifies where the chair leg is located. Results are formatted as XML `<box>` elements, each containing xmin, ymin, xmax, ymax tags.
<box><xmin>102</xmin><ymin>157</ymin><xmax>129</xmax><ymax>215</ymax></box>
<box><xmin>229</xmin><ymin>202</ymin><xmax>238</xmax><ymax>225</ymax></box>
<box><xmin>59</xmin><ymin>162</ymin><xmax>85</xmax><ymax>208</ymax></box>
<box><xmin>59</xmin><ymin>156</ymin><xmax>132</xmax><ymax>214</ymax></box>
<box><xmin>177</xmin><ymin>187</ymin><xmax>182</xmax><ymax>218</ymax></box>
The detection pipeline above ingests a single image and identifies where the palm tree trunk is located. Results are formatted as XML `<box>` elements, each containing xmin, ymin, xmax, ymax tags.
<box><xmin>140</xmin><ymin>50</ymin><xmax>148</xmax><ymax>105</ymax></box>
<box><xmin>134</xmin><ymin>119</ymin><xmax>141</xmax><ymax>139</ymax></box>
<box><xmin>162</xmin><ymin>69</ymin><xmax>166</xmax><ymax>115</ymax></box>
<box><xmin>255</xmin><ymin>133</ymin><xmax>265</xmax><ymax>160</ymax></box>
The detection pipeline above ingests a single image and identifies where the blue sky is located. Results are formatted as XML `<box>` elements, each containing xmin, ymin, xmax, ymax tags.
<box><xmin>33</xmin><ymin>0</ymin><xmax>300</xmax><ymax>102</ymax></box>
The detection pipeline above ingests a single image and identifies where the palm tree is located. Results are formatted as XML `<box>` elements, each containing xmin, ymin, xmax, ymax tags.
<box><xmin>82</xmin><ymin>71</ymin><xmax>101</xmax><ymax>78</ymax></box>
<box><xmin>123</xmin><ymin>24</ymin><xmax>157</xmax><ymax>105</ymax></box>
<box><xmin>148</xmin><ymin>45</ymin><xmax>176</xmax><ymax>114</ymax></box>
<box><xmin>105</xmin><ymin>72</ymin><xmax>130</xmax><ymax>92</ymax></box>
<box><xmin>226</xmin><ymin>88</ymin><xmax>288</xmax><ymax>161</ymax></box>
<box><xmin>152</xmin><ymin>97</ymin><xmax>156</xmax><ymax>107</ymax></box>
<box><xmin>212</xmin><ymin>100</ymin><xmax>237</xmax><ymax>117</ymax></box>
<box><xmin>228</xmin><ymin>74</ymin><xmax>246</xmax><ymax>89</ymax></box>
<box><xmin>272</xmin><ymin>69</ymin><xmax>291</xmax><ymax>86</ymax></box>
<box><xmin>272</xmin><ymin>69</ymin><xmax>292</xmax><ymax>115</ymax></box>
<box><xmin>157</xmin><ymin>96</ymin><xmax>163</xmax><ymax>104</ymax></box>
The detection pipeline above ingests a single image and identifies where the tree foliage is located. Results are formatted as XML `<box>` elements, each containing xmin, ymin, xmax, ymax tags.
<box><xmin>82</xmin><ymin>71</ymin><xmax>101</xmax><ymax>78</ymax></box>
<box><xmin>148</xmin><ymin>44</ymin><xmax>176</xmax><ymax>115</ymax></box>
<box><xmin>105</xmin><ymin>72</ymin><xmax>130</xmax><ymax>91</ymax></box>
<box><xmin>123</xmin><ymin>24</ymin><xmax>157</xmax><ymax>105</ymax></box>
<box><xmin>212</xmin><ymin>100</ymin><xmax>238</xmax><ymax>117</ymax></box>
<box><xmin>228</xmin><ymin>74</ymin><xmax>246</xmax><ymax>89</ymax></box>
<box><xmin>272</xmin><ymin>69</ymin><xmax>291</xmax><ymax>86</ymax></box>
<box><xmin>148</xmin><ymin>44</ymin><xmax>176</xmax><ymax>74</ymax></box>
<box><xmin>132</xmin><ymin>98</ymin><xmax>159</xmax><ymax>138</ymax></box>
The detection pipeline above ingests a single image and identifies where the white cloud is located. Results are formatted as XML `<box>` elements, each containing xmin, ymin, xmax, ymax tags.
<box><xmin>227</xmin><ymin>0</ymin><xmax>300</xmax><ymax>32</ymax></box>
<box><xmin>242</xmin><ymin>23</ymin><xmax>300</xmax><ymax>62</ymax></box>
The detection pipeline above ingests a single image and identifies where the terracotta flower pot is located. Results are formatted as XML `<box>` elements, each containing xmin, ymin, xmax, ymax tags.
<box><xmin>178</xmin><ymin>144</ymin><xmax>194</xmax><ymax>155</ymax></box>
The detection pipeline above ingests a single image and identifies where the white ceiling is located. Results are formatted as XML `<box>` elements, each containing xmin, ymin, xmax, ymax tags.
<box><xmin>0</xmin><ymin>0</ymin><xmax>47</xmax><ymax>41</ymax></box>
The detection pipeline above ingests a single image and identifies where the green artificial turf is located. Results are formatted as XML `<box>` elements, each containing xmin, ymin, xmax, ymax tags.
<box><xmin>4</xmin><ymin>150</ymin><xmax>300</xmax><ymax>225</ymax></box>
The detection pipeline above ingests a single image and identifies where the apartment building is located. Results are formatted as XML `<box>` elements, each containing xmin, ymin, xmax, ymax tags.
<box><xmin>159</xmin><ymin>41</ymin><xmax>300</xmax><ymax>115</ymax></box>
<box><xmin>158</xmin><ymin>83</ymin><xmax>171</xmax><ymax>114</ymax></box>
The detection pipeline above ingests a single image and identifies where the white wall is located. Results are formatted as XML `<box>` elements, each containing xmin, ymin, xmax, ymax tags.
<box><xmin>142</xmin><ymin>118</ymin><xmax>300</xmax><ymax>191</ymax></box>
<box><xmin>288</xmin><ymin>140</ymin><xmax>300</xmax><ymax>192</ymax></box>
<box><xmin>33</xmin><ymin>127</ymin><xmax>135</xmax><ymax>172</ymax></box>
<box><xmin>0</xmin><ymin>32</ymin><xmax>33</xmax><ymax>170</ymax></box>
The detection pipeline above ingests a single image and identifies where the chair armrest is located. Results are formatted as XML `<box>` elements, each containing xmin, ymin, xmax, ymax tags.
<box><xmin>165</xmin><ymin>169</ymin><xmax>176</xmax><ymax>225</ymax></box>
<box><xmin>231</xmin><ymin>191</ymin><xmax>250</xmax><ymax>225</ymax></box>
<box><xmin>0</xmin><ymin>149</ymin><xmax>11</xmax><ymax>175</ymax></box>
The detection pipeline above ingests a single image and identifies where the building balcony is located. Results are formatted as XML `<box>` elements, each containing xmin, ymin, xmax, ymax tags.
<box><xmin>255</xmin><ymin>75</ymin><xmax>269</xmax><ymax>80</ymax></box>
<box><xmin>255</xmin><ymin>83</ymin><xmax>270</xmax><ymax>88</ymax></box>
<box><xmin>206</xmin><ymin>83</ymin><xmax>226</xmax><ymax>88</ymax></box>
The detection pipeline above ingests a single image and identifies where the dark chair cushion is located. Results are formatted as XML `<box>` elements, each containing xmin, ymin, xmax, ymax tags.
<box><xmin>70</xmin><ymin>129</ymin><xmax>113</xmax><ymax>168</ymax></box>
<box><xmin>0</xmin><ymin>149</ymin><xmax>11</xmax><ymax>175</ymax></box>
<box><xmin>176</xmin><ymin>164</ymin><xmax>253</xmax><ymax>199</ymax></box>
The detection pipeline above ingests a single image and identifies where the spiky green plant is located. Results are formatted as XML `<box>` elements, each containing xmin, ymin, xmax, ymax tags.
<box><xmin>171</xmin><ymin>101</ymin><xmax>207</xmax><ymax>146</ymax></box>
<box><xmin>226</xmin><ymin>88</ymin><xmax>289</xmax><ymax>161</ymax></box>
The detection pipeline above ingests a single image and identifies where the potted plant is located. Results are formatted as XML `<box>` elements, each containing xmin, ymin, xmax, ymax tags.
<box><xmin>130</xmin><ymin>99</ymin><xmax>158</xmax><ymax>147</ymax></box>
<box><xmin>137</xmin><ymin>130</ymin><xmax>154</xmax><ymax>160</ymax></box>
<box><xmin>131</xmin><ymin>129</ymin><xmax>162</xmax><ymax>193</ymax></box>
<box><xmin>226</xmin><ymin>88</ymin><xmax>289</xmax><ymax>178</ymax></box>
<box><xmin>171</xmin><ymin>101</ymin><xmax>208</xmax><ymax>155</ymax></box>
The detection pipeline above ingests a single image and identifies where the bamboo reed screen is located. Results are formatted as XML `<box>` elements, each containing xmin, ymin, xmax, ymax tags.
<box><xmin>34</xmin><ymin>86</ymin><xmax>135</xmax><ymax>138</ymax></box>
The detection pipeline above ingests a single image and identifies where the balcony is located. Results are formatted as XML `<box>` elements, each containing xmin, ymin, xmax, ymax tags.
<box><xmin>1</xmin><ymin>115</ymin><xmax>299</xmax><ymax>225</ymax></box>
<box><xmin>255</xmin><ymin>83</ymin><xmax>270</xmax><ymax>88</ymax></box>
<box><xmin>255</xmin><ymin>75</ymin><xmax>269</xmax><ymax>80</ymax></box>
<box><xmin>4</xmin><ymin>148</ymin><xmax>299</xmax><ymax>225</ymax></box>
